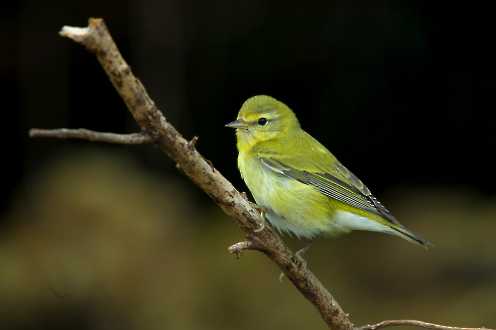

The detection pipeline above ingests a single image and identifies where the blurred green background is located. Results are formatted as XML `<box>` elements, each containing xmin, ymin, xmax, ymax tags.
<box><xmin>2</xmin><ymin>0</ymin><xmax>496</xmax><ymax>329</ymax></box>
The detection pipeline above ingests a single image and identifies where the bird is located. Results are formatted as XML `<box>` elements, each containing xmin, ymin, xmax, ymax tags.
<box><xmin>226</xmin><ymin>95</ymin><xmax>430</xmax><ymax>247</ymax></box>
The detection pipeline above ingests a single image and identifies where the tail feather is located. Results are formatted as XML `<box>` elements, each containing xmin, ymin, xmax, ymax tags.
<box><xmin>390</xmin><ymin>225</ymin><xmax>433</xmax><ymax>249</ymax></box>
<box><xmin>333</xmin><ymin>210</ymin><xmax>432</xmax><ymax>248</ymax></box>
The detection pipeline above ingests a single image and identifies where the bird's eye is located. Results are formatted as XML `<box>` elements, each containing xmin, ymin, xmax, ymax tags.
<box><xmin>258</xmin><ymin>117</ymin><xmax>268</xmax><ymax>126</ymax></box>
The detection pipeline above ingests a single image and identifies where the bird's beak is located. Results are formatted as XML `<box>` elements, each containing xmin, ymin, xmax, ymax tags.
<box><xmin>225</xmin><ymin>119</ymin><xmax>248</xmax><ymax>129</ymax></box>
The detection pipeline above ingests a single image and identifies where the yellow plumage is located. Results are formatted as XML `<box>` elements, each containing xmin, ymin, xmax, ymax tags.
<box><xmin>227</xmin><ymin>95</ymin><xmax>429</xmax><ymax>247</ymax></box>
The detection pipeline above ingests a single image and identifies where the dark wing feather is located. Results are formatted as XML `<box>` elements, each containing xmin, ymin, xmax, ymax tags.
<box><xmin>260</xmin><ymin>157</ymin><xmax>399</xmax><ymax>224</ymax></box>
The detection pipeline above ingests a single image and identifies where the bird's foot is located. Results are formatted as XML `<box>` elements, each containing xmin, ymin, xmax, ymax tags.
<box><xmin>254</xmin><ymin>220</ymin><xmax>265</xmax><ymax>233</ymax></box>
<box><xmin>280</xmin><ymin>245</ymin><xmax>311</xmax><ymax>282</ymax></box>
<box><xmin>294</xmin><ymin>245</ymin><xmax>311</xmax><ymax>269</ymax></box>
<box><xmin>248</xmin><ymin>202</ymin><xmax>267</xmax><ymax>233</ymax></box>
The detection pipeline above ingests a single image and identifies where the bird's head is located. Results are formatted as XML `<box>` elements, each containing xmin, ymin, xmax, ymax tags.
<box><xmin>226</xmin><ymin>95</ymin><xmax>300</xmax><ymax>152</ymax></box>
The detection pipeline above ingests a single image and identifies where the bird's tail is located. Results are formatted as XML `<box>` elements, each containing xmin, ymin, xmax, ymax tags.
<box><xmin>389</xmin><ymin>224</ymin><xmax>433</xmax><ymax>249</ymax></box>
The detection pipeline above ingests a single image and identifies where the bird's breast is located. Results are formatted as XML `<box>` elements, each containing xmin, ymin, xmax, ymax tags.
<box><xmin>237</xmin><ymin>152</ymin><xmax>332</xmax><ymax>237</ymax></box>
<box><xmin>238</xmin><ymin>152</ymin><xmax>294</xmax><ymax>206</ymax></box>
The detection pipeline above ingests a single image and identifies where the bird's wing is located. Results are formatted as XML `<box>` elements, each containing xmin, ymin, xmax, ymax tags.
<box><xmin>259</xmin><ymin>156</ymin><xmax>399</xmax><ymax>225</ymax></box>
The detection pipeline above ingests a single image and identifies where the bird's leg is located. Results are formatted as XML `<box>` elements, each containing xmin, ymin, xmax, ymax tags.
<box><xmin>247</xmin><ymin>201</ymin><xmax>266</xmax><ymax>233</ymax></box>
<box><xmin>254</xmin><ymin>220</ymin><xmax>265</xmax><ymax>232</ymax></box>
<box><xmin>294</xmin><ymin>245</ymin><xmax>311</xmax><ymax>269</ymax></box>
<box><xmin>254</xmin><ymin>206</ymin><xmax>266</xmax><ymax>232</ymax></box>
<box><xmin>280</xmin><ymin>244</ymin><xmax>312</xmax><ymax>281</ymax></box>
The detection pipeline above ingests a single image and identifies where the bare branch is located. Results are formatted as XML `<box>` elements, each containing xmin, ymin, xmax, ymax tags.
<box><xmin>358</xmin><ymin>320</ymin><xmax>491</xmax><ymax>330</ymax></box>
<box><xmin>228</xmin><ymin>240</ymin><xmax>264</xmax><ymax>258</ymax></box>
<box><xmin>29</xmin><ymin>128</ymin><xmax>153</xmax><ymax>144</ymax></box>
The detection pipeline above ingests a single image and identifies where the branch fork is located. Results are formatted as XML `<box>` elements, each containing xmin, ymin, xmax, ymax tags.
<box><xmin>29</xmin><ymin>18</ymin><xmax>493</xmax><ymax>330</ymax></box>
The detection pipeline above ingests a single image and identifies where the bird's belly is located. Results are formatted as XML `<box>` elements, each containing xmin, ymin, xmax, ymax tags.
<box><xmin>240</xmin><ymin>158</ymin><xmax>333</xmax><ymax>238</ymax></box>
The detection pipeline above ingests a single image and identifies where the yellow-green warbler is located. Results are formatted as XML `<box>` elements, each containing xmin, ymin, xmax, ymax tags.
<box><xmin>226</xmin><ymin>95</ymin><xmax>430</xmax><ymax>247</ymax></box>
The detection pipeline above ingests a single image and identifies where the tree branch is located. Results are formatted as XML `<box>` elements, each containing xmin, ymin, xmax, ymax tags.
<box><xmin>228</xmin><ymin>239</ymin><xmax>265</xmax><ymax>259</ymax></box>
<box><xmin>29</xmin><ymin>128</ymin><xmax>153</xmax><ymax>144</ymax></box>
<box><xmin>359</xmin><ymin>320</ymin><xmax>490</xmax><ymax>330</ymax></box>
<box><xmin>28</xmin><ymin>18</ymin><xmax>494</xmax><ymax>330</ymax></box>
<box><xmin>54</xmin><ymin>18</ymin><xmax>354</xmax><ymax>330</ymax></box>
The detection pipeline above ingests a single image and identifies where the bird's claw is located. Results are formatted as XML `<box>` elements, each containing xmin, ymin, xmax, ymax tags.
<box><xmin>254</xmin><ymin>220</ymin><xmax>265</xmax><ymax>232</ymax></box>
<box><xmin>249</xmin><ymin>202</ymin><xmax>266</xmax><ymax>233</ymax></box>
<box><xmin>294</xmin><ymin>245</ymin><xmax>311</xmax><ymax>269</ymax></box>
<box><xmin>280</xmin><ymin>246</ymin><xmax>311</xmax><ymax>282</ymax></box>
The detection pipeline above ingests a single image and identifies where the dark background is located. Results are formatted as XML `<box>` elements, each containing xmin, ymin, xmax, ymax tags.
<box><xmin>2</xmin><ymin>1</ymin><xmax>496</xmax><ymax>330</ymax></box>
